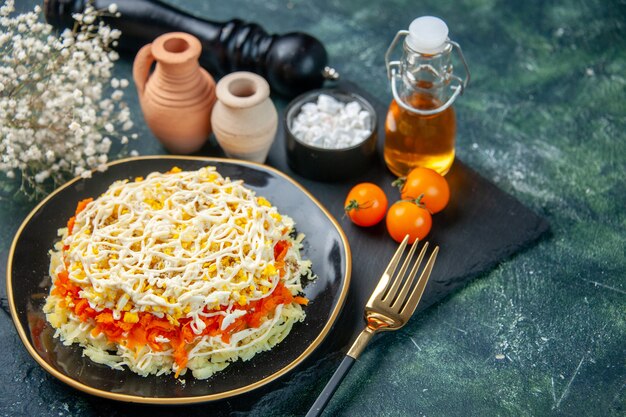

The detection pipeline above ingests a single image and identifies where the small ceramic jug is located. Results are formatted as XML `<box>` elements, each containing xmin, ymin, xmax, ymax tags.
<box><xmin>133</xmin><ymin>32</ymin><xmax>216</xmax><ymax>154</ymax></box>
<box><xmin>211</xmin><ymin>72</ymin><xmax>278</xmax><ymax>163</ymax></box>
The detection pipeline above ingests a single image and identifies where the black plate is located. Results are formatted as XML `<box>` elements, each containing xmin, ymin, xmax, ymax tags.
<box><xmin>7</xmin><ymin>156</ymin><xmax>351</xmax><ymax>404</ymax></box>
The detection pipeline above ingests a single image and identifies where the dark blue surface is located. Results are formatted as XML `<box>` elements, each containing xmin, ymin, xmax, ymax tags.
<box><xmin>1</xmin><ymin>0</ymin><xmax>624</xmax><ymax>416</ymax></box>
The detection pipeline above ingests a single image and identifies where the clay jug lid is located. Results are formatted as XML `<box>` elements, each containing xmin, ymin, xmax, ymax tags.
<box><xmin>216</xmin><ymin>72</ymin><xmax>271</xmax><ymax>109</ymax></box>
<box><xmin>151</xmin><ymin>32</ymin><xmax>202</xmax><ymax>64</ymax></box>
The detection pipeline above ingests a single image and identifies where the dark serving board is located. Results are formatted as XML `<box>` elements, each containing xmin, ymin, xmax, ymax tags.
<box><xmin>1</xmin><ymin>80</ymin><xmax>549</xmax><ymax>415</ymax></box>
<box><xmin>239</xmin><ymin>79</ymin><xmax>549</xmax><ymax>412</ymax></box>
<box><xmin>267</xmin><ymin>79</ymin><xmax>550</xmax><ymax>337</ymax></box>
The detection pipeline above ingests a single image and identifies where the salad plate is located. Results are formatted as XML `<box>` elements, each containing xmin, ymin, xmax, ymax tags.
<box><xmin>7</xmin><ymin>155</ymin><xmax>351</xmax><ymax>404</ymax></box>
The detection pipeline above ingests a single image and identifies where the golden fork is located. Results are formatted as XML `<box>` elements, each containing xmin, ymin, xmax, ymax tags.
<box><xmin>306</xmin><ymin>235</ymin><xmax>439</xmax><ymax>417</ymax></box>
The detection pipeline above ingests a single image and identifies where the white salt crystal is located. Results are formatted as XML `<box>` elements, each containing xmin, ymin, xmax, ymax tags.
<box><xmin>345</xmin><ymin>101</ymin><xmax>361</xmax><ymax>116</ymax></box>
<box><xmin>300</xmin><ymin>102</ymin><xmax>318</xmax><ymax>114</ymax></box>
<box><xmin>317</xmin><ymin>94</ymin><xmax>341</xmax><ymax>113</ymax></box>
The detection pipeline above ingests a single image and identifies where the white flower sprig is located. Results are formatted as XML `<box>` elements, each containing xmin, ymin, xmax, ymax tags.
<box><xmin>0</xmin><ymin>0</ymin><xmax>136</xmax><ymax>200</ymax></box>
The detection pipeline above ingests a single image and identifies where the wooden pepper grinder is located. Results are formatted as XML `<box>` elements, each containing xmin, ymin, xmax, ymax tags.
<box><xmin>45</xmin><ymin>0</ymin><xmax>338</xmax><ymax>97</ymax></box>
<box><xmin>133</xmin><ymin>32</ymin><xmax>216</xmax><ymax>154</ymax></box>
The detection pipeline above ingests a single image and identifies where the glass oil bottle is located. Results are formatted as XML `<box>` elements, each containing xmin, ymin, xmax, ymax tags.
<box><xmin>384</xmin><ymin>16</ymin><xmax>470</xmax><ymax>176</ymax></box>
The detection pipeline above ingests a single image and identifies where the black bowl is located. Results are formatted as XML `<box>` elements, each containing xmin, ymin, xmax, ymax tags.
<box><xmin>284</xmin><ymin>89</ymin><xmax>378</xmax><ymax>181</ymax></box>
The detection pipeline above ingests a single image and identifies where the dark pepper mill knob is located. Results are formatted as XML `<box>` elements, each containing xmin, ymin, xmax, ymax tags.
<box><xmin>43</xmin><ymin>0</ymin><xmax>338</xmax><ymax>97</ymax></box>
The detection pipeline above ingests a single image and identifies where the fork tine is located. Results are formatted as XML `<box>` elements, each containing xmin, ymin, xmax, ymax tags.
<box><xmin>399</xmin><ymin>246</ymin><xmax>439</xmax><ymax>315</ymax></box>
<box><xmin>367</xmin><ymin>235</ymin><xmax>409</xmax><ymax>304</ymax></box>
<box><xmin>382</xmin><ymin>238</ymin><xmax>419</xmax><ymax>302</ymax></box>
<box><xmin>390</xmin><ymin>242</ymin><xmax>429</xmax><ymax>309</ymax></box>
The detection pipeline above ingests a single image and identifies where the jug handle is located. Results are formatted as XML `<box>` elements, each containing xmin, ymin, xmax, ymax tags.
<box><xmin>133</xmin><ymin>44</ymin><xmax>154</xmax><ymax>96</ymax></box>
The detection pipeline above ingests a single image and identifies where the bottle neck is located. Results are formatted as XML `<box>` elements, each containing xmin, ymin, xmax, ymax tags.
<box><xmin>398</xmin><ymin>42</ymin><xmax>453</xmax><ymax>106</ymax></box>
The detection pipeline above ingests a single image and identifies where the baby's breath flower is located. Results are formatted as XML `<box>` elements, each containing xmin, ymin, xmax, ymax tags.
<box><xmin>0</xmin><ymin>1</ymin><xmax>135</xmax><ymax>200</ymax></box>
<box><xmin>81</xmin><ymin>14</ymin><xmax>95</xmax><ymax>25</ymax></box>
<box><xmin>34</xmin><ymin>170</ymin><xmax>49</xmax><ymax>183</ymax></box>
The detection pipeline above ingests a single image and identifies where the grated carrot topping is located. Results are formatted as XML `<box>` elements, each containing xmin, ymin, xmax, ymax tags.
<box><xmin>54</xmin><ymin>204</ymin><xmax>309</xmax><ymax>373</ymax></box>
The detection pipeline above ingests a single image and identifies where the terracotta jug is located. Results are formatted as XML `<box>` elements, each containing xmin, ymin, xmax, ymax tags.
<box><xmin>211</xmin><ymin>72</ymin><xmax>278</xmax><ymax>163</ymax></box>
<box><xmin>133</xmin><ymin>32</ymin><xmax>216</xmax><ymax>154</ymax></box>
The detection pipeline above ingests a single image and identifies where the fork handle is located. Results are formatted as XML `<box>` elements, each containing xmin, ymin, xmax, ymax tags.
<box><xmin>305</xmin><ymin>355</ymin><xmax>355</xmax><ymax>417</ymax></box>
<box><xmin>306</xmin><ymin>328</ymin><xmax>375</xmax><ymax>417</ymax></box>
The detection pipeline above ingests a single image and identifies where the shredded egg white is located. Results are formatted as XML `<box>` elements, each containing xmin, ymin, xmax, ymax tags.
<box><xmin>44</xmin><ymin>166</ymin><xmax>313</xmax><ymax>379</ymax></box>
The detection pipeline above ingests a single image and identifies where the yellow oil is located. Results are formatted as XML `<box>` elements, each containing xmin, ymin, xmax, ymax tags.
<box><xmin>384</xmin><ymin>91</ymin><xmax>456</xmax><ymax>177</ymax></box>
